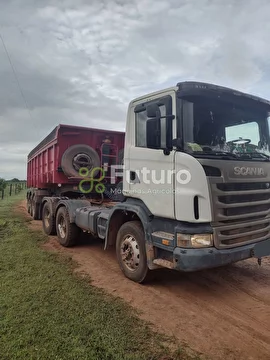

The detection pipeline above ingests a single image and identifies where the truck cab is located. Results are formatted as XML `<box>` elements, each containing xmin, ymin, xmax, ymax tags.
<box><xmin>111</xmin><ymin>81</ymin><xmax>270</xmax><ymax>280</ymax></box>
<box><xmin>39</xmin><ymin>81</ymin><xmax>270</xmax><ymax>283</ymax></box>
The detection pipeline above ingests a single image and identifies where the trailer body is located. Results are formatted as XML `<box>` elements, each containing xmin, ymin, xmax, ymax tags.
<box><xmin>27</xmin><ymin>124</ymin><xmax>125</xmax><ymax>219</ymax></box>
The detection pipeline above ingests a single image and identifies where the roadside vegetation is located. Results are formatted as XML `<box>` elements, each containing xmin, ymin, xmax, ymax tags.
<box><xmin>0</xmin><ymin>192</ymin><xmax>201</xmax><ymax>360</ymax></box>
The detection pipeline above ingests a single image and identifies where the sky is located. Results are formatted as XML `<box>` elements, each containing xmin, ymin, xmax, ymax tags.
<box><xmin>1</xmin><ymin>0</ymin><xmax>270</xmax><ymax>179</ymax></box>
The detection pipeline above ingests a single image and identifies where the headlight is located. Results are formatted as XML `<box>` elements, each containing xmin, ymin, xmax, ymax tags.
<box><xmin>177</xmin><ymin>233</ymin><xmax>213</xmax><ymax>248</ymax></box>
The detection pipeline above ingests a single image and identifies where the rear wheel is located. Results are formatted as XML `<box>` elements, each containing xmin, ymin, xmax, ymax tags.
<box><xmin>32</xmin><ymin>200</ymin><xmax>40</xmax><ymax>220</ymax></box>
<box><xmin>56</xmin><ymin>206</ymin><xmax>79</xmax><ymax>247</ymax></box>
<box><xmin>116</xmin><ymin>221</ymin><xmax>150</xmax><ymax>283</ymax></box>
<box><xmin>27</xmin><ymin>198</ymin><xmax>31</xmax><ymax>214</ymax></box>
<box><xmin>29</xmin><ymin>199</ymin><xmax>33</xmax><ymax>217</ymax></box>
<box><xmin>42</xmin><ymin>202</ymin><xmax>56</xmax><ymax>235</ymax></box>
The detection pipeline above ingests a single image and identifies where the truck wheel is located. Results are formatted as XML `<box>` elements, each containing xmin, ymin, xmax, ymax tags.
<box><xmin>61</xmin><ymin>144</ymin><xmax>100</xmax><ymax>178</ymax></box>
<box><xmin>42</xmin><ymin>202</ymin><xmax>56</xmax><ymax>235</ymax></box>
<box><xmin>56</xmin><ymin>206</ymin><xmax>79</xmax><ymax>247</ymax></box>
<box><xmin>32</xmin><ymin>200</ymin><xmax>40</xmax><ymax>220</ymax></box>
<box><xmin>29</xmin><ymin>199</ymin><xmax>33</xmax><ymax>217</ymax></box>
<box><xmin>116</xmin><ymin>221</ymin><xmax>149</xmax><ymax>283</ymax></box>
<box><xmin>27</xmin><ymin>199</ymin><xmax>31</xmax><ymax>214</ymax></box>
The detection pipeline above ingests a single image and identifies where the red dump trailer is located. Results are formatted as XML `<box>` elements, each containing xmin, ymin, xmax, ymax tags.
<box><xmin>27</xmin><ymin>124</ymin><xmax>125</xmax><ymax>219</ymax></box>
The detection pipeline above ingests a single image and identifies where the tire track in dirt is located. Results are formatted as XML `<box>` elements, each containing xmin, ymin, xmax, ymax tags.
<box><xmin>18</xmin><ymin>201</ymin><xmax>270</xmax><ymax>360</ymax></box>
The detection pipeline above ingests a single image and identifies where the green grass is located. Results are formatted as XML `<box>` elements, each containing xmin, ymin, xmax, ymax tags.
<box><xmin>0</xmin><ymin>192</ymin><xmax>201</xmax><ymax>360</ymax></box>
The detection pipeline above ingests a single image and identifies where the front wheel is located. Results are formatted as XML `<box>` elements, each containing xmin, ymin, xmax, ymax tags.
<box><xmin>55</xmin><ymin>206</ymin><xmax>79</xmax><ymax>247</ymax></box>
<box><xmin>116</xmin><ymin>221</ymin><xmax>150</xmax><ymax>283</ymax></box>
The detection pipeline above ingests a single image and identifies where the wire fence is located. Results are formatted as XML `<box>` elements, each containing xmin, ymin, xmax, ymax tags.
<box><xmin>1</xmin><ymin>182</ymin><xmax>27</xmax><ymax>200</ymax></box>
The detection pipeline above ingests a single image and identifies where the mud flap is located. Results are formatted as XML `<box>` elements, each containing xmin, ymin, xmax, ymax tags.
<box><xmin>253</xmin><ymin>239</ymin><xmax>270</xmax><ymax>258</ymax></box>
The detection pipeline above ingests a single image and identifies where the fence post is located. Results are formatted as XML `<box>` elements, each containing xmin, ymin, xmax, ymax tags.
<box><xmin>1</xmin><ymin>189</ymin><xmax>4</xmax><ymax>200</ymax></box>
<box><xmin>9</xmin><ymin>183</ymin><xmax>12</xmax><ymax>196</ymax></box>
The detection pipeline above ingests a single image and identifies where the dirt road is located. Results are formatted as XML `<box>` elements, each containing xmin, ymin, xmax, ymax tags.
<box><xmin>19</xmin><ymin>201</ymin><xmax>270</xmax><ymax>360</ymax></box>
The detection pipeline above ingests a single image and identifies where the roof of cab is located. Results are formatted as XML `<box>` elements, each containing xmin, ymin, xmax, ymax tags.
<box><xmin>130</xmin><ymin>85</ymin><xmax>178</xmax><ymax>106</ymax></box>
<box><xmin>129</xmin><ymin>80</ymin><xmax>270</xmax><ymax>107</ymax></box>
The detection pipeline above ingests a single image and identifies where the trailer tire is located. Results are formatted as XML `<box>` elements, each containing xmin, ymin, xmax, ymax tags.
<box><xmin>42</xmin><ymin>202</ymin><xmax>56</xmax><ymax>235</ymax></box>
<box><xmin>61</xmin><ymin>144</ymin><xmax>100</xmax><ymax>178</ymax></box>
<box><xmin>27</xmin><ymin>199</ymin><xmax>31</xmax><ymax>214</ymax></box>
<box><xmin>29</xmin><ymin>199</ymin><xmax>34</xmax><ymax>217</ymax></box>
<box><xmin>56</xmin><ymin>206</ymin><xmax>79</xmax><ymax>247</ymax></box>
<box><xmin>32</xmin><ymin>200</ymin><xmax>40</xmax><ymax>220</ymax></box>
<box><xmin>116</xmin><ymin>221</ymin><xmax>150</xmax><ymax>283</ymax></box>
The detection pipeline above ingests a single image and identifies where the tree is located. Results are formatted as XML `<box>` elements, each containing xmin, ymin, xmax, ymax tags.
<box><xmin>0</xmin><ymin>178</ymin><xmax>7</xmax><ymax>191</ymax></box>
<box><xmin>10</xmin><ymin>178</ymin><xmax>20</xmax><ymax>183</ymax></box>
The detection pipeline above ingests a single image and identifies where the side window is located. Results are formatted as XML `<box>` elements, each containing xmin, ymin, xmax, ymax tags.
<box><xmin>135</xmin><ymin>97</ymin><xmax>172</xmax><ymax>148</ymax></box>
<box><xmin>135</xmin><ymin>110</ymin><xmax>147</xmax><ymax>147</ymax></box>
<box><xmin>159</xmin><ymin>105</ymin><xmax>166</xmax><ymax>148</ymax></box>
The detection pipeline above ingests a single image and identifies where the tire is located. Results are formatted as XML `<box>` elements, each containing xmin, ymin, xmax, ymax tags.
<box><xmin>30</xmin><ymin>199</ymin><xmax>33</xmax><ymax>217</ymax></box>
<box><xmin>55</xmin><ymin>206</ymin><xmax>79</xmax><ymax>247</ymax></box>
<box><xmin>27</xmin><ymin>198</ymin><xmax>31</xmax><ymax>214</ymax></box>
<box><xmin>32</xmin><ymin>200</ymin><xmax>40</xmax><ymax>220</ymax></box>
<box><xmin>61</xmin><ymin>144</ymin><xmax>100</xmax><ymax>178</ymax></box>
<box><xmin>118</xmin><ymin>149</ymin><xmax>124</xmax><ymax>165</ymax></box>
<box><xmin>42</xmin><ymin>202</ymin><xmax>56</xmax><ymax>235</ymax></box>
<box><xmin>116</xmin><ymin>221</ymin><xmax>150</xmax><ymax>283</ymax></box>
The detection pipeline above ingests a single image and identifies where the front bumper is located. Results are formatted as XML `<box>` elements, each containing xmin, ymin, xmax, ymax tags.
<box><xmin>173</xmin><ymin>238</ymin><xmax>270</xmax><ymax>272</ymax></box>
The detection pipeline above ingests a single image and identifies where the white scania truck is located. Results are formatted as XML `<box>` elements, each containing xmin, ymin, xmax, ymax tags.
<box><xmin>28</xmin><ymin>81</ymin><xmax>270</xmax><ymax>283</ymax></box>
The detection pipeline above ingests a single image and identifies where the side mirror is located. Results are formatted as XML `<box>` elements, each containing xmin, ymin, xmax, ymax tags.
<box><xmin>146</xmin><ymin>118</ymin><xmax>161</xmax><ymax>149</ymax></box>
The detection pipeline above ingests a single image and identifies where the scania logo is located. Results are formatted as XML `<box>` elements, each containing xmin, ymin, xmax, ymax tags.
<box><xmin>233</xmin><ymin>166</ymin><xmax>265</xmax><ymax>176</ymax></box>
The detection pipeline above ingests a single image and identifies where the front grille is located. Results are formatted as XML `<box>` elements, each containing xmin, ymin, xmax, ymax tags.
<box><xmin>211</xmin><ymin>181</ymin><xmax>270</xmax><ymax>248</ymax></box>
<box><xmin>217</xmin><ymin>182</ymin><xmax>269</xmax><ymax>191</ymax></box>
<box><xmin>213</xmin><ymin>182</ymin><xmax>270</xmax><ymax>223</ymax></box>
<box><xmin>224</xmin><ymin>204</ymin><xmax>269</xmax><ymax>217</ymax></box>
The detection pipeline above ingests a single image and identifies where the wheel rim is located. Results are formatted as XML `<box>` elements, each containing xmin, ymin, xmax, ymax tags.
<box><xmin>120</xmin><ymin>234</ymin><xmax>140</xmax><ymax>272</ymax></box>
<box><xmin>73</xmin><ymin>153</ymin><xmax>93</xmax><ymax>171</ymax></box>
<box><xmin>58</xmin><ymin>215</ymin><xmax>66</xmax><ymax>238</ymax></box>
<box><xmin>44</xmin><ymin>207</ymin><xmax>51</xmax><ymax>228</ymax></box>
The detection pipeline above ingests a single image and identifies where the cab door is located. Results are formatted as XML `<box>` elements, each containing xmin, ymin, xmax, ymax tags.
<box><xmin>123</xmin><ymin>91</ymin><xmax>176</xmax><ymax>219</ymax></box>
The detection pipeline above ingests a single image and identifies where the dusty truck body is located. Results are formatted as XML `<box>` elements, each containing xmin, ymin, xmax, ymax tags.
<box><xmin>27</xmin><ymin>81</ymin><xmax>270</xmax><ymax>283</ymax></box>
<box><xmin>26</xmin><ymin>124</ymin><xmax>125</xmax><ymax>219</ymax></box>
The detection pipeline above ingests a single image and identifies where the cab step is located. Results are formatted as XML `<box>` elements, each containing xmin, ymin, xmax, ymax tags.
<box><xmin>153</xmin><ymin>258</ymin><xmax>174</xmax><ymax>269</ymax></box>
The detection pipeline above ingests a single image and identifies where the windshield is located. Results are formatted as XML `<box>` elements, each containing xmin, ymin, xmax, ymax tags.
<box><xmin>181</xmin><ymin>95</ymin><xmax>270</xmax><ymax>159</ymax></box>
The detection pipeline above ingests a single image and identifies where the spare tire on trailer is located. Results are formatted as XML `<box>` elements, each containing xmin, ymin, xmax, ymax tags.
<box><xmin>61</xmin><ymin>144</ymin><xmax>100</xmax><ymax>178</ymax></box>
